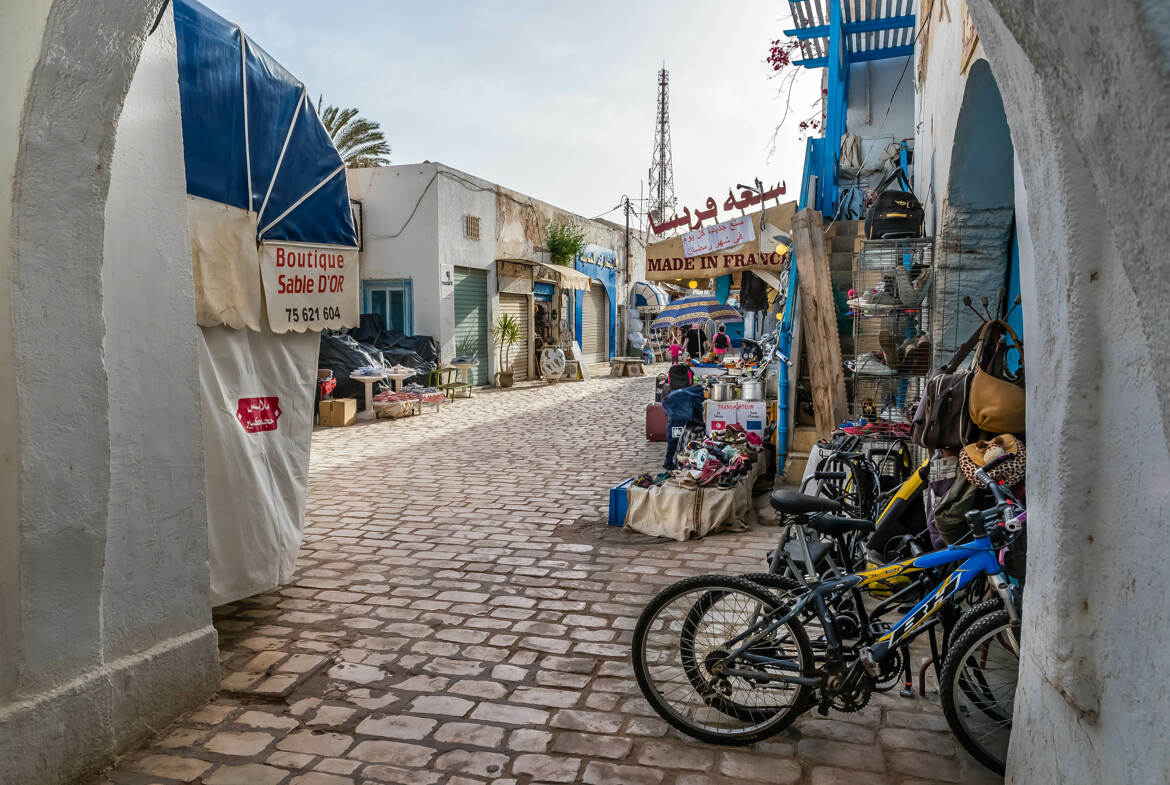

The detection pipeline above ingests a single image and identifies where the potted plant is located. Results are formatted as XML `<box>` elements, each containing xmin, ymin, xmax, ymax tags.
<box><xmin>546</xmin><ymin>220</ymin><xmax>586</xmax><ymax>266</ymax></box>
<box><xmin>490</xmin><ymin>313</ymin><xmax>522</xmax><ymax>387</ymax></box>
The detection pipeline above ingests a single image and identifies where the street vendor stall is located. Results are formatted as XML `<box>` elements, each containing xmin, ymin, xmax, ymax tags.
<box><xmin>176</xmin><ymin>0</ymin><xmax>360</xmax><ymax>604</ymax></box>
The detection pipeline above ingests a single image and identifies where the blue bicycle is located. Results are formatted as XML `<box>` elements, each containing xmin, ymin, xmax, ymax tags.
<box><xmin>632</xmin><ymin>452</ymin><xmax>1024</xmax><ymax>774</ymax></box>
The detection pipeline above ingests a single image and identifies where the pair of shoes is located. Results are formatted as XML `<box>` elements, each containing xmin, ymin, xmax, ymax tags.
<box><xmin>632</xmin><ymin>473</ymin><xmax>655</xmax><ymax>488</ymax></box>
<box><xmin>848</xmin><ymin>352</ymin><xmax>898</xmax><ymax>376</ymax></box>
<box><xmin>898</xmin><ymin>335</ymin><xmax>931</xmax><ymax>374</ymax></box>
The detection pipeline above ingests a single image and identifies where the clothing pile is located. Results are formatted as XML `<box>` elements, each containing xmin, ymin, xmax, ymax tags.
<box><xmin>667</xmin><ymin>424</ymin><xmax>764</xmax><ymax>489</ymax></box>
<box><xmin>353</xmin><ymin>364</ymin><xmax>387</xmax><ymax>377</ymax></box>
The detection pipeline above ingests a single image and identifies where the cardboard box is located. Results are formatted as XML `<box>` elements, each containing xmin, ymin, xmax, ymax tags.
<box><xmin>318</xmin><ymin>398</ymin><xmax>356</xmax><ymax>427</ymax></box>
<box><xmin>705</xmin><ymin>400</ymin><xmax>769</xmax><ymax>439</ymax></box>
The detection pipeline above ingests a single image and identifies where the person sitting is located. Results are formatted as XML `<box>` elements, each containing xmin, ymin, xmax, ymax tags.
<box><xmin>711</xmin><ymin>324</ymin><xmax>731</xmax><ymax>358</ymax></box>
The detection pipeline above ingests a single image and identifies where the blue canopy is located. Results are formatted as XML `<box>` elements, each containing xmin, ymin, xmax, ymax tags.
<box><xmin>174</xmin><ymin>0</ymin><xmax>357</xmax><ymax>248</ymax></box>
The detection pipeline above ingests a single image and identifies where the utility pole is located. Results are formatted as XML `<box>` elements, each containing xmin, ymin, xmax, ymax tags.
<box><xmin>620</xmin><ymin>195</ymin><xmax>631</xmax><ymax>356</ymax></box>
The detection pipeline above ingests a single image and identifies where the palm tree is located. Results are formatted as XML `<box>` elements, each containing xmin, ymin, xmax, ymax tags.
<box><xmin>317</xmin><ymin>95</ymin><xmax>391</xmax><ymax>168</ymax></box>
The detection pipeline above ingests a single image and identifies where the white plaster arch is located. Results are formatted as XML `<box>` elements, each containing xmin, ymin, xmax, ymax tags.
<box><xmin>932</xmin><ymin>56</ymin><xmax>1017</xmax><ymax>360</ymax></box>
<box><xmin>965</xmin><ymin>1</ymin><xmax>1170</xmax><ymax>781</ymax></box>
<box><xmin>0</xmin><ymin>2</ymin><xmax>219</xmax><ymax>783</ymax></box>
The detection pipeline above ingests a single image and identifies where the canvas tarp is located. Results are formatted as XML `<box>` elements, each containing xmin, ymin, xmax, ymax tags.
<box><xmin>199</xmin><ymin>325</ymin><xmax>318</xmax><ymax>605</ymax></box>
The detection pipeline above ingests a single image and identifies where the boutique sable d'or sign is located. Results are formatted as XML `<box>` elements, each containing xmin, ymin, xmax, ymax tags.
<box><xmin>259</xmin><ymin>243</ymin><xmax>360</xmax><ymax>332</ymax></box>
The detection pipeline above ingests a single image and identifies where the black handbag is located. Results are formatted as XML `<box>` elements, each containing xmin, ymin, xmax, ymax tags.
<box><xmin>865</xmin><ymin>169</ymin><xmax>924</xmax><ymax>240</ymax></box>
<box><xmin>910</xmin><ymin>327</ymin><xmax>983</xmax><ymax>451</ymax></box>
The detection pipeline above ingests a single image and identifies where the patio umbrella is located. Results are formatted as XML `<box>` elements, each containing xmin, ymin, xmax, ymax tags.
<box><xmin>649</xmin><ymin>294</ymin><xmax>743</xmax><ymax>331</ymax></box>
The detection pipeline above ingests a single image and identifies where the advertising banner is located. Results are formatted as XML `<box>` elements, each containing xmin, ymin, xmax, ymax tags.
<box><xmin>259</xmin><ymin>242</ymin><xmax>360</xmax><ymax>332</ymax></box>
<box><xmin>681</xmin><ymin>216</ymin><xmax>756</xmax><ymax>258</ymax></box>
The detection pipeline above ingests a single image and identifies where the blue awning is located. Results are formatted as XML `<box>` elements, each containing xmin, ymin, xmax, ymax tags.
<box><xmin>174</xmin><ymin>0</ymin><xmax>356</xmax><ymax>248</ymax></box>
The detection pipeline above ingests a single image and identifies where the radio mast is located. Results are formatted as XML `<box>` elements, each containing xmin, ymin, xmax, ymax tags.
<box><xmin>647</xmin><ymin>66</ymin><xmax>678</xmax><ymax>229</ymax></box>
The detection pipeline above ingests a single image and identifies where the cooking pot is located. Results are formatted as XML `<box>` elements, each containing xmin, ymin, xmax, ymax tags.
<box><xmin>740</xmin><ymin>379</ymin><xmax>765</xmax><ymax>401</ymax></box>
<box><xmin>709</xmin><ymin>380</ymin><xmax>737</xmax><ymax>401</ymax></box>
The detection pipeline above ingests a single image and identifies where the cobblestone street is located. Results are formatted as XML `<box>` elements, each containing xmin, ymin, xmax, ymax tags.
<box><xmin>94</xmin><ymin>372</ymin><xmax>1000</xmax><ymax>785</ymax></box>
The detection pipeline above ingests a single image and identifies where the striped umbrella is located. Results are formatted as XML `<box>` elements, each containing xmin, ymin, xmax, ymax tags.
<box><xmin>649</xmin><ymin>294</ymin><xmax>743</xmax><ymax>331</ymax></box>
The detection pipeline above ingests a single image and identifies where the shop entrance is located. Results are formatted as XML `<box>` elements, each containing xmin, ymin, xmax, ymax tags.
<box><xmin>453</xmin><ymin>267</ymin><xmax>489</xmax><ymax>386</ymax></box>
<box><xmin>498</xmin><ymin>291</ymin><xmax>531</xmax><ymax>381</ymax></box>
<box><xmin>581</xmin><ymin>284</ymin><xmax>609</xmax><ymax>363</ymax></box>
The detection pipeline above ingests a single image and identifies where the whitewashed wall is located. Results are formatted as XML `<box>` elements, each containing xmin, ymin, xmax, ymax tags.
<box><xmin>965</xmin><ymin>1</ymin><xmax>1170</xmax><ymax>781</ymax></box>
<box><xmin>0</xmin><ymin>4</ymin><xmax>219</xmax><ymax>784</ymax></box>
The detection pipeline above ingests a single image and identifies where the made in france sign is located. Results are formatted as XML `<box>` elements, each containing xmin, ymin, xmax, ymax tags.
<box><xmin>259</xmin><ymin>243</ymin><xmax>359</xmax><ymax>332</ymax></box>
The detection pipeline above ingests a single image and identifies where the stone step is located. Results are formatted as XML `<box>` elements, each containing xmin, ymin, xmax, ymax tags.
<box><xmin>792</xmin><ymin>425</ymin><xmax>820</xmax><ymax>453</ymax></box>
<box><xmin>784</xmin><ymin>450</ymin><xmax>810</xmax><ymax>483</ymax></box>
<box><xmin>830</xmin><ymin>251</ymin><xmax>854</xmax><ymax>271</ymax></box>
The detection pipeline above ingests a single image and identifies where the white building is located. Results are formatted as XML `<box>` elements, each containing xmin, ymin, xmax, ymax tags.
<box><xmin>347</xmin><ymin>163</ymin><xmax>643</xmax><ymax>383</ymax></box>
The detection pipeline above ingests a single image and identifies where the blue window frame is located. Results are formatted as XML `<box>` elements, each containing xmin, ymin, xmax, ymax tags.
<box><xmin>362</xmin><ymin>279</ymin><xmax>413</xmax><ymax>335</ymax></box>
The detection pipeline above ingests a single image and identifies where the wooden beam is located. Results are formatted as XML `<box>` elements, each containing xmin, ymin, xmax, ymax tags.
<box><xmin>791</xmin><ymin>208</ymin><xmax>847</xmax><ymax>439</ymax></box>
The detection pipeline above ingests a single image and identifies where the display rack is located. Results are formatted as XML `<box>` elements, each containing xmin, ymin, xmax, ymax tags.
<box><xmin>845</xmin><ymin>238</ymin><xmax>935</xmax><ymax>423</ymax></box>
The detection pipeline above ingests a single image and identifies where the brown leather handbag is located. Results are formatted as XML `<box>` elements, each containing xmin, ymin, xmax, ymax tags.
<box><xmin>968</xmin><ymin>321</ymin><xmax>1025</xmax><ymax>434</ymax></box>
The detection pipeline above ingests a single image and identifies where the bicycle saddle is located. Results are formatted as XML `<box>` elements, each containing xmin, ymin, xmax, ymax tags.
<box><xmin>805</xmin><ymin>514</ymin><xmax>876</xmax><ymax>536</ymax></box>
<box><xmin>769</xmin><ymin>489</ymin><xmax>844</xmax><ymax>515</ymax></box>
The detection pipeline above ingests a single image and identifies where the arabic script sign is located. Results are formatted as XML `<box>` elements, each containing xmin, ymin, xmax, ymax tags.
<box><xmin>236</xmin><ymin>396</ymin><xmax>281</xmax><ymax>434</ymax></box>
<box><xmin>681</xmin><ymin>216</ymin><xmax>756</xmax><ymax>259</ymax></box>
<box><xmin>650</xmin><ymin>181</ymin><xmax>786</xmax><ymax>235</ymax></box>
<box><xmin>259</xmin><ymin>242</ymin><xmax>360</xmax><ymax>332</ymax></box>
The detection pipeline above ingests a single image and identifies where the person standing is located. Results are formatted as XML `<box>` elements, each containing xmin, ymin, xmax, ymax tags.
<box><xmin>668</xmin><ymin>332</ymin><xmax>683</xmax><ymax>365</ymax></box>
<box><xmin>684</xmin><ymin>324</ymin><xmax>703</xmax><ymax>358</ymax></box>
<box><xmin>711</xmin><ymin>323</ymin><xmax>731</xmax><ymax>358</ymax></box>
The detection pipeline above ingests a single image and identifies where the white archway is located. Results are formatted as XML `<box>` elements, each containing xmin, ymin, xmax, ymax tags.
<box><xmin>0</xmin><ymin>3</ymin><xmax>218</xmax><ymax>783</ymax></box>
<box><xmin>967</xmin><ymin>1</ymin><xmax>1170</xmax><ymax>781</ymax></box>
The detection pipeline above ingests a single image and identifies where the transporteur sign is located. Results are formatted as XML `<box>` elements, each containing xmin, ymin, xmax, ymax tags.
<box><xmin>259</xmin><ymin>243</ymin><xmax>359</xmax><ymax>332</ymax></box>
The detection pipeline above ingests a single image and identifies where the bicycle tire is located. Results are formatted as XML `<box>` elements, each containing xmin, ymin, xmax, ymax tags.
<box><xmin>939</xmin><ymin>608</ymin><xmax>1019</xmax><ymax>775</ymax></box>
<box><xmin>632</xmin><ymin>575</ymin><xmax>814</xmax><ymax>745</ymax></box>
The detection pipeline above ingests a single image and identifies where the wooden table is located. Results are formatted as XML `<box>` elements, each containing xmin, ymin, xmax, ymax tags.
<box><xmin>609</xmin><ymin>357</ymin><xmax>645</xmax><ymax>377</ymax></box>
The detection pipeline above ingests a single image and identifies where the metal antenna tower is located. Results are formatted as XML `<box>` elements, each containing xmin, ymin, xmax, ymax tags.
<box><xmin>647</xmin><ymin>66</ymin><xmax>677</xmax><ymax>228</ymax></box>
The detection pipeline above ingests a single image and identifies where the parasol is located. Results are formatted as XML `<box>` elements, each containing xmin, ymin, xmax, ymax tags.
<box><xmin>649</xmin><ymin>295</ymin><xmax>743</xmax><ymax>331</ymax></box>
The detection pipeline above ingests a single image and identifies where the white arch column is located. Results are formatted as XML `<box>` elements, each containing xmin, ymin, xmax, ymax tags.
<box><xmin>0</xmin><ymin>3</ymin><xmax>219</xmax><ymax>783</ymax></box>
<box><xmin>968</xmin><ymin>2</ymin><xmax>1170</xmax><ymax>781</ymax></box>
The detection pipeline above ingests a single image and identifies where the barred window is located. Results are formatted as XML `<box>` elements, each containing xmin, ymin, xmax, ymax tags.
<box><xmin>464</xmin><ymin>214</ymin><xmax>481</xmax><ymax>240</ymax></box>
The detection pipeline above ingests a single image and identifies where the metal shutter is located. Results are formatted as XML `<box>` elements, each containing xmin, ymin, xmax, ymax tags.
<box><xmin>453</xmin><ymin>267</ymin><xmax>488</xmax><ymax>386</ymax></box>
<box><xmin>581</xmin><ymin>284</ymin><xmax>608</xmax><ymax>364</ymax></box>
<box><xmin>498</xmin><ymin>293</ymin><xmax>530</xmax><ymax>381</ymax></box>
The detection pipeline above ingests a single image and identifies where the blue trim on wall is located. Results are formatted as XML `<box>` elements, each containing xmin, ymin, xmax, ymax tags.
<box><xmin>574</xmin><ymin>245</ymin><xmax>619</xmax><ymax>359</ymax></box>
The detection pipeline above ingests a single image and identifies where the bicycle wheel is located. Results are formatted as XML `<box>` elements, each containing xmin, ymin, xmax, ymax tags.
<box><xmin>939</xmin><ymin>608</ymin><xmax>1019</xmax><ymax>774</ymax></box>
<box><xmin>632</xmin><ymin>575</ymin><xmax>814</xmax><ymax>745</ymax></box>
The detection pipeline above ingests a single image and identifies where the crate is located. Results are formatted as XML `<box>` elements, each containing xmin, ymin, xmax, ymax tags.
<box><xmin>608</xmin><ymin>479</ymin><xmax>634</xmax><ymax>526</ymax></box>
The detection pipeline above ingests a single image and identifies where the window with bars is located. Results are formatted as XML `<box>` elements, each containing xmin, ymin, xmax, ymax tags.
<box><xmin>463</xmin><ymin>214</ymin><xmax>481</xmax><ymax>241</ymax></box>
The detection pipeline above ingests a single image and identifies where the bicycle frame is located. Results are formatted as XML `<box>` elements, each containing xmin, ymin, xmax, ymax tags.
<box><xmin>717</xmin><ymin>536</ymin><xmax>1011</xmax><ymax>685</ymax></box>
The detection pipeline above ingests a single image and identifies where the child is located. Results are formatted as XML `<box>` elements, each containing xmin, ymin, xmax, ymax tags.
<box><xmin>668</xmin><ymin>331</ymin><xmax>683</xmax><ymax>364</ymax></box>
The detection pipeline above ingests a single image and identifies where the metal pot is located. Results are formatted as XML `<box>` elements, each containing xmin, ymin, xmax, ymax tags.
<box><xmin>709</xmin><ymin>380</ymin><xmax>737</xmax><ymax>401</ymax></box>
<box><xmin>739</xmin><ymin>379</ymin><xmax>765</xmax><ymax>401</ymax></box>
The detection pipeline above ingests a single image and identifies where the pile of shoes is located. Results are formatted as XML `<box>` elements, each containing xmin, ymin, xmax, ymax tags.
<box><xmin>668</xmin><ymin>424</ymin><xmax>763</xmax><ymax>489</ymax></box>
<box><xmin>836</xmin><ymin>418</ymin><xmax>912</xmax><ymax>439</ymax></box>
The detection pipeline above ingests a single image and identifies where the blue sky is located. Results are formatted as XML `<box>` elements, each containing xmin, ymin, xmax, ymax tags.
<box><xmin>207</xmin><ymin>0</ymin><xmax>820</xmax><ymax>225</ymax></box>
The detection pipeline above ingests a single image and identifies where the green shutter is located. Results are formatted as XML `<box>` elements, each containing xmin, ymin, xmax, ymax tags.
<box><xmin>453</xmin><ymin>267</ymin><xmax>489</xmax><ymax>386</ymax></box>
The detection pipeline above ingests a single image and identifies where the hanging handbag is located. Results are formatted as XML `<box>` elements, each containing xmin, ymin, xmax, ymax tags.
<box><xmin>968</xmin><ymin>321</ymin><xmax>1026</xmax><ymax>434</ymax></box>
<box><xmin>910</xmin><ymin>327</ymin><xmax>983</xmax><ymax>451</ymax></box>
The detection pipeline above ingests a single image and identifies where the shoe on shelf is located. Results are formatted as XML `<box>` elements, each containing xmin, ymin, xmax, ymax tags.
<box><xmin>848</xmin><ymin>351</ymin><xmax>898</xmax><ymax>376</ymax></box>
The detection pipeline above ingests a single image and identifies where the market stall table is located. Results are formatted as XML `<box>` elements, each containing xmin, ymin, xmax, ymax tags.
<box><xmin>350</xmin><ymin>372</ymin><xmax>388</xmax><ymax>420</ymax></box>
<box><xmin>384</xmin><ymin>368</ymin><xmax>415</xmax><ymax>392</ymax></box>
<box><xmin>451</xmin><ymin>361</ymin><xmax>478</xmax><ymax>398</ymax></box>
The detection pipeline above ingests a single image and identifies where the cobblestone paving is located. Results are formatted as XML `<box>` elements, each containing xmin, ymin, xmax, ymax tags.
<box><xmin>93</xmin><ymin>370</ymin><xmax>1001</xmax><ymax>785</ymax></box>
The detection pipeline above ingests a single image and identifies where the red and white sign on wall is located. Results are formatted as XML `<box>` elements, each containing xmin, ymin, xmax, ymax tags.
<box><xmin>259</xmin><ymin>242</ymin><xmax>360</xmax><ymax>332</ymax></box>
<box><xmin>236</xmin><ymin>396</ymin><xmax>282</xmax><ymax>433</ymax></box>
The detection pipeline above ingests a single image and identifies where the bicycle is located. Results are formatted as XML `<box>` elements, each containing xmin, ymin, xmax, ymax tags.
<box><xmin>631</xmin><ymin>452</ymin><xmax>1024</xmax><ymax>774</ymax></box>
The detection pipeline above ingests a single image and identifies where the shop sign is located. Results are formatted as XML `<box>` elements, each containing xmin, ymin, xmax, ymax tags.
<box><xmin>682</xmin><ymin>216</ymin><xmax>756</xmax><ymax>258</ymax></box>
<box><xmin>645</xmin><ymin>202</ymin><xmax>795</xmax><ymax>282</ymax></box>
<box><xmin>646</xmin><ymin>250</ymin><xmax>787</xmax><ymax>280</ymax></box>
<box><xmin>236</xmin><ymin>396</ymin><xmax>281</xmax><ymax>433</ymax></box>
<box><xmin>259</xmin><ymin>242</ymin><xmax>359</xmax><ymax>332</ymax></box>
